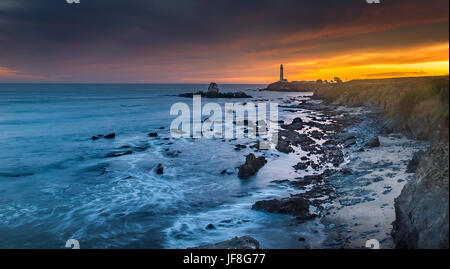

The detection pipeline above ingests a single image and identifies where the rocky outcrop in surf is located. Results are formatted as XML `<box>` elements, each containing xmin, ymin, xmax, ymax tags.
<box><xmin>238</xmin><ymin>153</ymin><xmax>267</xmax><ymax>179</ymax></box>
<box><xmin>252</xmin><ymin>197</ymin><xmax>315</xmax><ymax>222</ymax></box>
<box><xmin>179</xmin><ymin>82</ymin><xmax>252</xmax><ymax>98</ymax></box>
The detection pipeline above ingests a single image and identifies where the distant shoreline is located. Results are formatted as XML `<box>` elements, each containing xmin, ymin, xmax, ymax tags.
<box><xmin>262</xmin><ymin>75</ymin><xmax>449</xmax><ymax>93</ymax></box>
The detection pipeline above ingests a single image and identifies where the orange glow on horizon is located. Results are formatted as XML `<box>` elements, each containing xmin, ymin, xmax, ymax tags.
<box><xmin>276</xmin><ymin>43</ymin><xmax>450</xmax><ymax>83</ymax></box>
<box><xmin>176</xmin><ymin>42</ymin><xmax>449</xmax><ymax>84</ymax></box>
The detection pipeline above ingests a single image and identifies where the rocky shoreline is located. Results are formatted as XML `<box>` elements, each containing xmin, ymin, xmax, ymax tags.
<box><xmin>193</xmin><ymin>91</ymin><xmax>436</xmax><ymax>249</ymax></box>
<box><xmin>253</xmin><ymin>97</ymin><xmax>430</xmax><ymax>249</ymax></box>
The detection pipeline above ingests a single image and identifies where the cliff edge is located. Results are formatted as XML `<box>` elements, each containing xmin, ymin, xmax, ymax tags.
<box><xmin>392</xmin><ymin>142</ymin><xmax>449</xmax><ymax>249</ymax></box>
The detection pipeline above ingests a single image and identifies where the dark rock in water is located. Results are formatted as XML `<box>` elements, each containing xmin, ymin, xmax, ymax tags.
<box><xmin>291</xmin><ymin>174</ymin><xmax>323</xmax><ymax>188</ymax></box>
<box><xmin>148</xmin><ymin>132</ymin><xmax>158</xmax><ymax>137</ymax></box>
<box><xmin>159</xmin><ymin>127</ymin><xmax>165</xmax><ymax>129</ymax></box>
<box><xmin>91</xmin><ymin>136</ymin><xmax>100</xmax><ymax>140</ymax></box>
<box><xmin>238</xmin><ymin>154</ymin><xmax>267</xmax><ymax>179</ymax></box>
<box><xmin>327</xmin><ymin>149</ymin><xmax>344</xmax><ymax>166</ymax></box>
<box><xmin>279</xmin><ymin>129</ymin><xmax>316</xmax><ymax>148</ymax></box>
<box><xmin>166</xmin><ymin>150</ymin><xmax>181</xmax><ymax>157</ymax></box>
<box><xmin>232</xmin><ymin>91</ymin><xmax>253</xmax><ymax>98</ymax></box>
<box><xmin>364</xmin><ymin>136</ymin><xmax>380</xmax><ymax>148</ymax></box>
<box><xmin>357</xmin><ymin>147</ymin><xmax>365</xmax><ymax>152</ymax></box>
<box><xmin>275</xmin><ymin>128</ymin><xmax>316</xmax><ymax>154</ymax></box>
<box><xmin>105</xmin><ymin>150</ymin><xmax>133</xmax><ymax>158</ymax></box>
<box><xmin>372</xmin><ymin>177</ymin><xmax>384</xmax><ymax>182</ymax></box>
<box><xmin>309</xmin><ymin>130</ymin><xmax>324</xmax><ymax>139</ymax></box>
<box><xmin>205</xmin><ymin>223</ymin><xmax>215</xmax><ymax>230</ymax></box>
<box><xmin>305</xmin><ymin>174</ymin><xmax>323</xmax><ymax>181</ymax></box>
<box><xmin>207</xmin><ymin>82</ymin><xmax>219</xmax><ymax>95</ymax></box>
<box><xmin>281</xmin><ymin>117</ymin><xmax>304</xmax><ymax>130</ymax></box>
<box><xmin>406</xmin><ymin>150</ymin><xmax>425</xmax><ymax>173</ymax></box>
<box><xmin>298</xmin><ymin>237</ymin><xmax>306</xmax><ymax>242</ymax></box>
<box><xmin>190</xmin><ymin>236</ymin><xmax>260</xmax><ymax>249</ymax></box>
<box><xmin>235</xmin><ymin>144</ymin><xmax>247</xmax><ymax>149</ymax></box>
<box><xmin>276</xmin><ymin>141</ymin><xmax>294</xmax><ymax>153</ymax></box>
<box><xmin>179</xmin><ymin>91</ymin><xmax>252</xmax><ymax>99</ymax></box>
<box><xmin>290</xmin><ymin>117</ymin><xmax>303</xmax><ymax>123</ymax></box>
<box><xmin>156</xmin><ymin>164</ymin><xmax>164</xmax><ymax>175</ymax></box>
<box><xmin>392</xmin><ymin>143</ymin><xmax>449</xmax><ymax>249</ymax></box>
<box><xmin>293</xmin><ymin>162</ymin><xmax>308</xmax><ymax>170</ymax></box>
<box><xmin>252</xmin><ymin>197</ymin><xmax>313</xmax><ymax>221</ymax></box>
<box><xmin>220</xmin><ymin>168</ymin><xmax>234</xmax><ymax>175</ymax></box>
<box><xmin>104</xmin><ymin>133</ymin><xmax>116</xmax><ymax>139</ymax></box>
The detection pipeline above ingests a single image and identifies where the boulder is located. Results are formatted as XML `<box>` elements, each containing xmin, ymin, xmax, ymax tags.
<box><xmin>156</xmin><ymin>164</ymin><xmax>164</xmax><ymax>175</ymax></box>
<box><xmin>276</xmin><ymin>141</ymin><xmax>294</xmax><ymax>153</ymax></box>
<box><xmin>238</xmin><ymin>154</ymin><xmax>267</xmax><ymax>179</ymax></box>
<box><xmin>364</xmin><ymin>136</ymin><xmax>380</xmax><ymax>148</ymax></box>
<box><xmin>281</xmin><ymin>117</ymin><xmax>304</xmax><ymax>130</ymax></box>
<box><xmin>252</xmin><ymin>197</ymin><xmax>313</xmax><ymax>221</ymax></box>
<box><xmin>104</xmin><ymin>133</ymin><xmax>116</xmax><ymax>139</ymax></box>
<box><xmin>291</xmin><ymin>174</ymin><xmax>323</xmax><ymax>188</ymax></box>
<box><xmin>293</xmin><ymin>162</ymin><xmax>308</xmax><ymax>170</ymax></box>
<box><xmin>392</xmin><ymin>143</ymin><xmax>449</xmax><ymax>249</ymax></box>
<box><xmin>207</xmin><ymin>82</ymin><xmax>219</xmax><ymax>94</ymax></box>
<box><xmin>148</xmin><ymin>132</ymin><xmax>158</xmax><ymax>137</ymax></box>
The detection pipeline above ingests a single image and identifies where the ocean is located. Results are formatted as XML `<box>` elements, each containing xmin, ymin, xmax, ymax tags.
<box><xmin>0</xmin><ymin>83</ymin><xmax>323</xmax><ymax>249</ymax></box>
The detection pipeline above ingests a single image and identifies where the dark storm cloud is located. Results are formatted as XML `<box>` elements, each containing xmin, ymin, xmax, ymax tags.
<box><xmin>0</xmin><ymin>0</ymin><xmax>448</xmax><ymax>82</ymax></box>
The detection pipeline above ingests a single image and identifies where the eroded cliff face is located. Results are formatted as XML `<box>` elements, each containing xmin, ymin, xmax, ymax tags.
<box><xmin>392</xmin><ymin>143</ymin><xmax>449</xmax><ymax>249</ymax></box>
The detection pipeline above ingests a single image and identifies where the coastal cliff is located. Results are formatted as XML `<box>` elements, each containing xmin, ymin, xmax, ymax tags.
<box><xmin>314</xmin><ymin>76</ymin><xmax>449</xmax><ymax>141</ymax></box>
<box><xmin>313</xmin><ymin>76</ymin><xmax>449</xmax><ymax>249</ymax></box>
<box><xmin>392</xmin><ymin>143</ymin><xmax>449</xmax><ymax>248</ymax></box>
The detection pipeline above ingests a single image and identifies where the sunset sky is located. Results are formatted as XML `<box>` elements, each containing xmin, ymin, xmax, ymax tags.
<box><xmin>0</xmin><ymin>0</ymin><xmax>448</xmax><ymax>83</ymax></box>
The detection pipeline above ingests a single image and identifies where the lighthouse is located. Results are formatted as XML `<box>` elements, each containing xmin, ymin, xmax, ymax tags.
<box><xmin>280</xmin><ymin>64</ymin><xmax>284</xmax><ymax>82</ymax></box>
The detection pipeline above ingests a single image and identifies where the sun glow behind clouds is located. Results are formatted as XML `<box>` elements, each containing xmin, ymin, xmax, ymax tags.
<box><xmin>284</xmin><ymin>43</ymin><xmax>449</xmax><ymax>82</ymax></box>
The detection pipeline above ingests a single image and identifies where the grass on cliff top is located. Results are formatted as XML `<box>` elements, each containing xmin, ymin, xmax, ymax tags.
<box><xmin>314</xmin><ymin>76</ymin><xmax>449</xmax><ymax>141</ymax></box>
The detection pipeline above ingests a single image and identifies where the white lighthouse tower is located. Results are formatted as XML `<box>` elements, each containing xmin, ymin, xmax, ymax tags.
<box><xmin>279</xmin><ymin>64</ymin><xmax>287</xmax><ymax>82</ymax></box>
<box><xmin>280</xmin><ymin>64</ymin><xmax>284</xmax><ymax>82</ymax></box>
